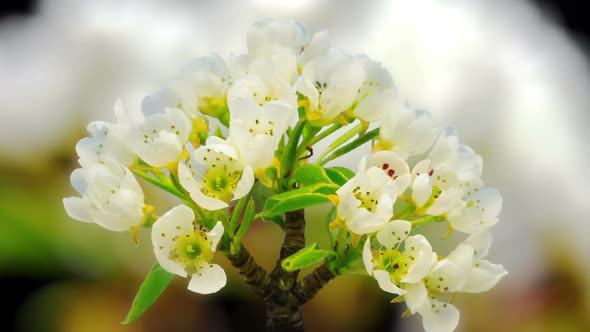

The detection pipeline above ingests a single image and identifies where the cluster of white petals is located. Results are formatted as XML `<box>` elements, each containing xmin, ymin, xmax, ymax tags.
<box><xmin>63</xmin><ymin>18</ymin><xmax>506</xmax><ymax>327</ymax></box>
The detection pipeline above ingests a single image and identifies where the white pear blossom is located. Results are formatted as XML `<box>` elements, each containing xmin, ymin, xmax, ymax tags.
<box><xmin>411</xmin><ymin>160</ymin><xmax>464</xmax><ymax>217</ymax></box>
<box><xmin>359</xmin><ymin>150</ymin><xmax>411</xmax><ymax>193</ymax></box>
<box><xmin>336</xmin><ymin>167</ymin><xmax>398</xmax><ymax>235</ymax></box>
<box><xmin>173</xmin><ymin>54</ymin><xmax>231</xmax><ymax>119</ymax></box>
<box><xmin>152</xmin><ymin>205</ymin><xmax>227</xmax><ymax>294</ymax></box>
<box><xmin>296</xmin><ymin>50</ymin><xmax>365</xmax><ymax>122</ymax></box>
<box><xmin>228</xmin><ymin>58</ymin><xmax>297</xmax><ymax>111</ymax></box>
<box><xmin>351</xmin><ymin>56</ymin><xmax>395</xmax><ymax>122</ymax></box>
<box><xmin>378</xmin><ymin>101</ymin><xmax>437</xmax><ymax>159</ymax></box>
<box><xmin>75</xmin><ymin>108</ymin><xmax>135</xmax><ymax>168</ymax></box>
<box><xmin>178</xmin><ymin>136</ymin><xmax>254</xmax><ymax>211</ymax></box>
<box><xmin>428</xmin><ymin>130</ymin><xmax>484</xmax><ymax>192</ymax></box>
<box><xmin>115</xmin><ymin>100</ymin><xmax>192</xmax><ymax>167</ymax></box>
<box><xmin>227</xmin><ymin>86</ymin><xmax>296</xmax><ymax>171</ymax></box>
<box><xmin>404</xmin><ymin>234</ymin><xmax>506</xmax><ymax>332</ymax></box>
<box><xmin>63</xmin><ymin>158</ymin><xmax>145</xmax><ymax>232</ymax></box>
<box><xmin>446</xmin><ymin>187</ymin><xmax>502</xmax><ymax>234</ymax></box>
<box><xmin>247</xmin><ymin>18</ymin><xmax>330</xmax><ymax>68</ymax></box>
<box><xmin>460</xmin><ymin>231</ymin><xmax>508</xmax><ymax>292</ymax></box>
<box><xmin>363</xmin><ymin>231</ymin><xmax>438</xmax><ymax>296</ymax></box>
<box><xmin>247</xmin><ymin>18</ymin><xmax>309</xmax><ymax>59</ymax></box>
<box><xmin>403</xmin><ymin>243</ymin><xmax>474</xmax><ymax>332</ymax></box>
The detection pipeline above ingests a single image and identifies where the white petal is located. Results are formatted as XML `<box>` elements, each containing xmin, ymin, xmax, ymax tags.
<box><xmin>462</xmin><ymin>260</ymin><xmax>507</xmax><ymax>293</ymax></box>
<box><xmin>206</xmin><ymin>221</ymin><xmax>225</xmax><ymax>251</ymax></box>
<box><xmin>295</xmin><ymin>77</ymin><xmax>319</xmax><ymax>110</ymax></box>
<box><xmin>412</xmin><ymin>174</ymin><xmax>432</xmax><ymax>207</ymax></box>
<box><xmin>362</xmin><ymin>237</ymin><xmax>374</xmax><ymax>275</ymax></box>
<box><xmin>188</xmin><ymin>263</ymin><xmax>227</xmax><ymax>294</ymax></box>
<box><xmin>336</xmin><ymin>186</ymin><xmax>361</xmax><ymax>220</ymax></box>
<box><xmin>421</xmin><ymin>300</ymin><xmax>460</xmax><ymax>332</ymax></box>
<box><xmin>403</xmin><ymin>236</ymin><xmax>437</xmax><ymax>284</ymax></box>
<box><xmin>447</xmin><ymin>243</ymin><xmax>475</xmax><ymax>270</ymax></box>
<box><xmin>463</xmin><ymin>231</ymin><xmax>493</xmax><ymax>259</ymax></box>
<box><xmin>178</xmin><ymin>161</ymin><xmax>202</xmax><ymax>197</ymax></box>
<box><xmin>475</xmin><ymin>187</ymin><xmax>503</xmax><ymax>219</ymax></box>
<box><xmin>427</xmin><ymin>188</ymin><xmax>463</xmax><ymax>216</ymax></box>
<box><xmin>193</xmin><ymin>189</ymin><xmax>229</xmax><ymax>211</ymax></box>
<box><xmin>376</xmin><ymin>220</ymin><xmax>412</xmax><ymax>249</ymax></box>
<box><xmin>373</xmin><ymin>269</ymin><xmax>406</xmax><ymax>295</ymax></box>
<box><xmin>354</xmin><ymin>90</ymin><xmax>389</xmax><ymax>122</ymax></box>
<box><xmin>63</xmin><ymin>197</ymin><xmax>92</xmax><ymax>223</ymax></box>
<box><xmin>152</xmin><ymin>205</ymin><xmax>195</xmax><ymax>253</ymax></box>
<box><xmin>151</xmin><ymin>205</ymin><xmax>195</xmax><ymax>278</ymax></box>
<box><xmin>70</xmin><ymin>168</ymin><xmax>88</xmax><ymax>194</ymax></box>
<box><xmin>404</xmin><ymin>282</ymin><xmax>429</xmax><ymax>313</ymax></box>
<box><xmin>154</xmin><ymin>249</ymin><xmax>187</xmax><ymax>278</ymax></box>
<box><xmin>233</xmin><ymin>166</ymin><xmax>255</xmax><ymax>200</ymax></box>
<box><xmin>347</xmin><ymin>208</ymin><xmax>388</xmax><ymax>235</ymax></box>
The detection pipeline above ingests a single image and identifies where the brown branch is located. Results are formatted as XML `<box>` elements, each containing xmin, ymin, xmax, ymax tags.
<box><xmin>280</xmin><ymin>209</ymin><xmax>306</xmax><ymax>260</ymax></box>
<box><xmin>227</xmin><ymin>245</ymin><xmax>271</xmax><ymax>300</ymax></box>
<box><xmin>293</xmin><ymin>262</ymin><xmax>336</xmax><ymax>305</ymax></box>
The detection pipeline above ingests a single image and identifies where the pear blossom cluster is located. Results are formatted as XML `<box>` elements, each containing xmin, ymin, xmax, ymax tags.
<box><xmin>63</xmin><ymin>19</ymin><xmax>506</xmax><ymax>332</ymax></box>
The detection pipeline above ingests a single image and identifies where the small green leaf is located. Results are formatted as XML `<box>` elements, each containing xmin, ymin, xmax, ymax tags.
<box><xmin>263</xmin><ymin>193</ymin><xmax>332</xmax><ymax>218</ymax></box>
<box><xmin>294</xmin><ymin>164</ymin><xmax>334</xmax><ymax>187</ymax></box>
<box><xmin>235</xmin><ymin>198</ymin><xmax>256</xmax><ymax>242</ymax></box>
<box><xmin>261</xmin><ymin>183</ymin><xmax>338</xmax><ymax>218</ymax></box>
<box><xmin>123</xmin><ymin>263</ymin><xmax>174</xmax><ymax>324</ymax></box>
<box><xmin>325</xmin><ymin>166</ymin><xmax>355</xmax><ymax>186</ymax></box>
<box><xmin>229</xmin><ymin>195</ymin><xmax>249</xmax><ymax>234</ymax></box>
<box><xmin>282</xmin><ymin>243</ymin><xmax>329</xmax><ymax>272</ymax></box>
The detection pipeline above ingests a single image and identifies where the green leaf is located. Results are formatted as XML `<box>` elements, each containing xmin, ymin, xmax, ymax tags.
<box><xmin>123</xmin><ymin>263</ymin><xmax>174</xmax><ymax>324</ymax></box>
<box><xmin>263</xmin><ymin>193</ymin><xmax>332</xmax><ymax>218</ymax></box>
<box><xmin>294</xmin><ymin>164</ymin><xmax>334</xmax><ymax>187</ymax></box>
<box><xmin>235</xmin><ymin>198</ymin><xmax>256</xmax><ymax>242</ymax></box>
<box><xmin>229</xmin><ymin>195</ymin><xmax>249</xmax><ymax>235</ymax></box>
<box><xmin>325</xmin><ymin>166</ymin><xmax>355</xmax><ymax>186</ymax></box>
<box><xmin>282</xmin><ymin>243</ymin><xmax>329</xmax><ymax>272</ymax></box>
<box><xmin>261</xmin><ymin>183</ymin><xmax>338</xmax><ymax>218</ymax></box>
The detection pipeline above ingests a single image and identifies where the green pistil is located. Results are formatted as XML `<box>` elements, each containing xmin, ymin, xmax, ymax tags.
<box><xmin>172</xmin><ymin>231</ymin><xmax>214</xmax><ymax>274</ymax></box>
<box><xmin>201</xmin><ymin>165</ymin><xmax>241</xmax><ymax>202</ymax></box>
<box><xmin>375</xmin><ymin>249</ymin><xmax>408</xmax><ymax>284</ymax></box>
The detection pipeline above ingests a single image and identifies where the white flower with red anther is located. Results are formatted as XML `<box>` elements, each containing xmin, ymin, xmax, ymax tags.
<box><xmin>411</xmin><ymin>160</ymin><xmax>464</xmax><ymax>217</ymax></box>
<box><xmin>152</xmin><ymin>205</ymin><xmax>226</xmax><ymax>294</ymax></box>
<box><xmin>359</xmin><ymin>150</ymin><xmax>411</xmax><ymax>193</ymax></box>
<box><xmin>336</xmin><ymin>167</ymin><xmax>398</xmax><ymax>235</ymax></box>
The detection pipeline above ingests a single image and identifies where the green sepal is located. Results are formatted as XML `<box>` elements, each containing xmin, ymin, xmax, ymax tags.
<box><xmin>122</xmin><ymin>263</ymin><xmax>174</xmax><ymax>324</ymax></box>
<box><xmin>281</xmin><ymin>243</ymin><xmax>329</xmax><ymax>272</ymax></box>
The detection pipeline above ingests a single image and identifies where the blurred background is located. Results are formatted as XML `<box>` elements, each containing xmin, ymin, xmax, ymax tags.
<box><xmin>1</xmin><ymin>0</ymin><xmax>589</xmax><ymax>331</ymax></box>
